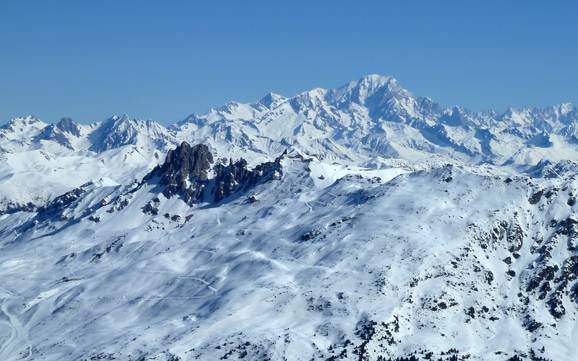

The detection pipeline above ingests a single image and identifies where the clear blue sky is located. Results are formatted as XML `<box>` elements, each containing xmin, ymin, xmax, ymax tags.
<box><xmin>1</xmin><ymin>1</ymin><xmax>577</xmax><ymax>124</ymax></box>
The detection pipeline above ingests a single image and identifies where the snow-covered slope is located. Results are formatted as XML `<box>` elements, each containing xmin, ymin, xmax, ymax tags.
<box><xmin>0</xmin><ymin>115</ymin><xmax>177</xmax><ymax>211</ymax></box>
<box><xmin>1</xmin><ymin>144</ymin><xmax>577</xmax><ymax>360</ymax></box>
<box><xmin>2</xmin><ymin>75</ymin><xmax>578</xmax><ymax>360</ymax></box>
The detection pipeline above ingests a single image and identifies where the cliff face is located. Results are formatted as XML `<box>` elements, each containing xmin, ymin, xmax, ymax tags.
<box><xmin>145</xmin><ymin>142</ymin><xmax>214</xmax><ymax>204</ymax></box>
<box><xmin>145</xmin><ymin>142</ymin><xmax>282</xmax><ymax>204</ymax></box>
<box><xmin>212</xmin><ymin>156</ymin><xmax>283</xmax><ymax>202</ymax></box>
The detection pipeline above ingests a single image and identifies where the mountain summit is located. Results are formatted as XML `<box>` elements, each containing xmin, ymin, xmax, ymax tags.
<box><xmin>1</xmin><ymin>74</ymin><xmax>578</xmax><ymax>210</ymax></box>
<box><xmin>2</xmin><ymin>74</ymin><xmax>578</xmax><ymax>210</ymax></box>
<box><xmin>2</xmin><ymin>76</ymin><xmax>578</xmax><ymax>360</ymax></box>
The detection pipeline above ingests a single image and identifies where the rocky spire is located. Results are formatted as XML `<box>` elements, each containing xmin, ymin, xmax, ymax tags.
<box><xmin>145</xmin><ymin>142</ymin><xmax>214</xmax><ymax>203</ymax></box>
<box><xmin>144</xmin><ymin>142</ymin><xmax>283</xmax><ymax>205</ymax></box>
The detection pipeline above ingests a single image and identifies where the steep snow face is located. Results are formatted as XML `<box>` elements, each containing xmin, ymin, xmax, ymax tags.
<box><xmin>1</xmin><ymin>151</ymin><xmax>578</xmax><ymax>361</ymax></box>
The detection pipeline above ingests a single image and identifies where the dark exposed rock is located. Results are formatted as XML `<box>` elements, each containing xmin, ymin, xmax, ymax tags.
<box><xmin>145</xmin><ymin>142</ymin><xmax>213</xmax><ymax>204</ymax></box>
<box><xmin>529</xmin><ymin>190</ymin><xmax>544</xmax><ymax>204</ymax></box>
<box><xmin>472</xmin><ymin>219</ymin><xmax>524</xmax><ymax>253</ymax></box>
<box><xmin>547</xmin><ymin>293</ymin><xmax>565</xmax><ymax>319</ymax></box>
<box><xmin>551</xmin><ymin>217</ymin><xmax>578</xmax><ymax>250</ymax></box>
<box><xmin>485</xmin><ymin>270</ymin><xmax>494</xmax><ymax>285</ymax></box>
<box><xmin>0</xmin><ymin>201</ymin><xmax>37</xmax><ymax>215</ymax></box>
<box><xmin>526</xmin><ymin>254</ymin><xmax>578</xmax><ymax>319</ymax></box>
<box><xmin>245</xmin><ymin>195</ymin><xmax>258</xmax><ymax>204</ymax></box>
<box><xmin>212</xmin><ymin>156</ymin><xmax>282</xmax><ymax>202</ymax></box>
<box><xmin>507</xmin><ymin>222</ymin><xmax>524</xmax><ymax>252</ymax></box>
<box><xmin>33</xmin><ymin>183</ymin><xmax>91</xmax><ymax>222</ymax></box>
<box><xmin>299</xmin><ymin>229</ymin><xmax>323</xmax><ymax>242</ymax></box>
<box><xmin>556</xmin><ymin>255</ymin><xmax>578</xmax><ymax>287</ymax></box>
<box><xmin>523</xmin><ymin>317</ymin><xmax>542</xmax><ymax>332</ymax></box>
<box><xmin>142</xmin><ymin>198</ymin><xmax>160</xmax><ymax>216</ymax></box>
<box><xmin>353</xmin><ymin>316</ymin><xmax>377</xmax><ymax>359</ymax></box>
<box><xmin>526</xmin><ymin>264</ymin><xmax>558</xmax><ymax>295</ymax></box>
<box><xmin>544</xmin><ymin>188</ymin><xmax>557</xmax><ymax>199</ymax></box>
<box><xmin>554</xmin><ymin>217</ymin><xmax>578</xmax><ymax>236</ymax></box>
<box><xmin>144</xmin><ymin>142</ymin><xmax>283</xmax><ymax>205</ymax></box>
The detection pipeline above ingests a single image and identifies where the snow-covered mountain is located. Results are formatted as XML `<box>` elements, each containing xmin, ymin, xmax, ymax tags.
<box><xmin>175</xmin><ymin>74</ymin><xmax>578</xmax><ymax>167</ymax></box>
<box><xmin>1</xmin><ymin>75</ymin><xmax>578</xmax><ymax>360</ymax></box>
<box><xmin>0</xmin><ymin>114</ymin><xmax>177</xmax><ymax>211</ymax></box>
<box><xmin>2</xmin><ymin>74</ymin><xmax>577</xmax><ymax>210</ymax></box>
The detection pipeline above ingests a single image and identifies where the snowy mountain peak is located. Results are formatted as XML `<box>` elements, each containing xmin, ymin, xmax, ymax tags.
<box><xmin>54</xmin><ymin>117</ymin><xmax>82</xmax><ymax>136</ymax></box>
<box><xmin>0</xmin><ymin>116</ymin><xmax>48</xmax><ymax>150</ymax></box>
<box><xmin>110</xmin><ymin>113</ymin><xmax>129</xmax><ymax>122</ymax></box>
<box><xmin>3</xmin><ymin>74</ymin><xmax>578</xmax><ymax>212</ymax></box>
<box><xmin>295</xmin><ymin>87</ymin><xmax>328</xmax><ymax>101</ymax></box>
<box><xmin>89</xmin><ymin>114</ymin><xmax>175</xmax><ymax>152</ymax></box>
<box><xmin>1</xmin><ymin>115</ymin><xmax>46</xmax><ymax>132</ymax></box>
<box><xmin>35</xmin><ymin>117</ymin><xmax>84</xmax><ymax>150</ymax></box>
<box><xmin>352</xmin><ymin>73</ymin><xmax>400</xmax><ymax>93</ymax></box>
<box><xmin>258</xmin><ymin>92</ymin><xmax>287</xmax><ymax>108</ymax></box>
<box><xmin>333</xmin><ymin>74</ymin><xmax>404</xmax><ymax>103</ymax></box>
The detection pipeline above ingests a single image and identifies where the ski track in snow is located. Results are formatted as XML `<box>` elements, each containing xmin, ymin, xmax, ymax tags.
<box><xmin>0</xmin><ymin>291</ymin><xmax>32</xmax><ymax>361</ymax></box>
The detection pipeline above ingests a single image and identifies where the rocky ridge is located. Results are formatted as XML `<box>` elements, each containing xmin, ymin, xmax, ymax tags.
<box><xmin>144</xmin><ymin>142</ymin><xmax>283</xmax><ymax>205</ymax></box>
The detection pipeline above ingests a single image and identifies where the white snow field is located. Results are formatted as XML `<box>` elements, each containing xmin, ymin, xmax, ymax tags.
<box><xmin>1</xmin><ymin>75</ymin><xmax>578</xmax><ymax>360</ymax></box>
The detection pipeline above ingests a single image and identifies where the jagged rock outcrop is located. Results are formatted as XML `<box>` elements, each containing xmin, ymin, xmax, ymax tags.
<box><xmin>212</xmin><ymin>156</ymin><xmax>283</xmax><ymax>202</ymax></box>
<box><xmin>145</xmin><ymin>142</ymin><xmax>283</xmax><ymax>204</ymax></box>
<box><xmin>145</xmin><ymin>142</ymin><xmax>213</xmax><ymax>203</ymax></box>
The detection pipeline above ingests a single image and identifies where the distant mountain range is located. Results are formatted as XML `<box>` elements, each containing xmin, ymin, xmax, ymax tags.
<box><xmin>1</xmin><ymin>75</ymin><xmax>578</xmax><ymax>361</ymax></box>
<box><xmin>2</xmin><ymin>75</ymin><xmax>577</xmax><ymax>210</ymax></box>
<box><xmin>3</xmin><ymin>75</ymin><xmax>578</xmax><ymax>161</ymax></box>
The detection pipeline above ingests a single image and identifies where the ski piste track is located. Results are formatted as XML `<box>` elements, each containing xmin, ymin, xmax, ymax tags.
<box><xmin>0</xmin><ymin>286</ymin><xmax>32</xmax><ymax>360</ymax></box>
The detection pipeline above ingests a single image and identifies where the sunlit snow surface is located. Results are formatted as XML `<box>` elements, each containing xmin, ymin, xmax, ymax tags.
<box><xmin>1</xmin><ymin>153</ymin><xmax>577</xmax><ymax>360</ymax></box>
<box><xmin>3</xmin><ymin>75</ymin><xmax>578</xmax><ymax>360</ymax></box>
